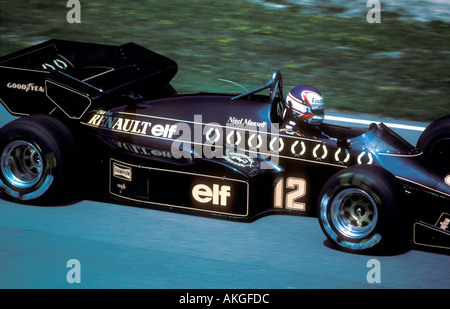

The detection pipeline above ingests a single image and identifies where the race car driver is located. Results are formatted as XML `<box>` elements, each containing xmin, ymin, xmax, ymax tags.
<box><xmin>277</xmin><ymin>85</ymin><xmax>331</xmax><ymax>139</ymax></box>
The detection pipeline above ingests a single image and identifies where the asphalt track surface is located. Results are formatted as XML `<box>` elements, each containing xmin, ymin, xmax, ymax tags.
<box><xmin>0</xmin><ymin>105</ymin><xmax>449</xmax><ymax>290</ymax></box>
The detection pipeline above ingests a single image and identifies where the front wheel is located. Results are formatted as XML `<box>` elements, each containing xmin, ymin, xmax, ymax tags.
<box><xmin>0</xmin><ymin>115</ymin><xmax>76</xmax><ymax>203</ymax></box>
<box><xmin>417</xmin><ymin>115</ymin><xmax>450</xmax><ymax>171</ymax></box>
<box><xmin>318</xmin><ymin>165</ymin><xmax>405</xmax><ymax>253</ymax></box>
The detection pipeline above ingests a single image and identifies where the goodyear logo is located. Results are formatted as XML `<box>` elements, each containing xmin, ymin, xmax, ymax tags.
<box><xmin>7</xmin><ymin>82</ymin><xmax>45</xmax><ymax>93</ymax></box>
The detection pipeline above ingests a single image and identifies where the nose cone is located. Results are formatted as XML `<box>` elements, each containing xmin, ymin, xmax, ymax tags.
<box><xmin>377</xmin><ymin>152</ymin><xmax>450</xmax><ymax>198</ymax></box>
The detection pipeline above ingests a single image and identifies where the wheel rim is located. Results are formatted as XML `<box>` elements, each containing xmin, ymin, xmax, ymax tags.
<box><xmin>329</xmin><ymin>188</ymin><xmax>378</xmax><ymax>239</ymax></box>
<box><xmin>1</xmin><ymin>141</ymin><xmax>43</xmax><ymax>188</ymax></box>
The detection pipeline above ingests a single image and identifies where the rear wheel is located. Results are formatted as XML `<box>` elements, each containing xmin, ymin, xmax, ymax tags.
<box><xmin>318</xmin><ymin>165</ymin><xmax>405</xmax><ymax>253</ymax></box>
<box><xmin>2</xmin><ymin>140</ymin><xmax>45</xmax><ymax>190</ymax></box>
<box><xmin>0</xmin><ymin>115</ymin><xmax>76</xmax><ymax>203</ymax></box>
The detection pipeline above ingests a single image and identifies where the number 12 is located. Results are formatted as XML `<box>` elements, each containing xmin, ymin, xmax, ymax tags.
<box><xmin>274</xmin><ymin>177</ymin><xmax>306</xmax><ymax>211</ymax></box>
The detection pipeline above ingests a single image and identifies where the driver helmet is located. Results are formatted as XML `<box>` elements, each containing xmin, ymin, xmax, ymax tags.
<box><xmin>284</xmin><ymin>85</ymin><xmax>325</xmax><ymax>125</ymax></box>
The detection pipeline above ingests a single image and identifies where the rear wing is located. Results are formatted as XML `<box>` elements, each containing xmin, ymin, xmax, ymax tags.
<box><xmin>0</xmin><ymin>39</ymin><xmax>178</xmax><ymax>119</ymax></box>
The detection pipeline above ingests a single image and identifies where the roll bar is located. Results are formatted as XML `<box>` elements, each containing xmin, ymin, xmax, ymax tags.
<box><xmin>231</xmin><ymin>70</ymin><xmax>283</xmax><ymax>104</ymax></box>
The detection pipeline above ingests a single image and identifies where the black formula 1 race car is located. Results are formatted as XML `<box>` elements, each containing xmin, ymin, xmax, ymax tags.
<box><xmin>0</xmin><ymin>40</ymin><xmax>449</xmax><ymax>254</ymax></box>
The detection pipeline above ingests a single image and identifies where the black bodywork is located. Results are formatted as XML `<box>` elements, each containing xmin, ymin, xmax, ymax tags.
<box><xmin>1</xmin><ymin>40</ymin><xmax>449</xmax><ymax>252</ymax></box>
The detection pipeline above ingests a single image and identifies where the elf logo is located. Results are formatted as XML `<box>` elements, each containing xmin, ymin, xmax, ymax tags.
<box><xmin>192</xmin><ymin>183</ymin><xmax>231</xmax><ymax>207</ymax></box>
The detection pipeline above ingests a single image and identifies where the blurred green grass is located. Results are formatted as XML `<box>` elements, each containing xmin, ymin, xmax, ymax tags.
<box><xmin>0</xmin><ymin>0</ymin><xmax>449</xmax><ymax>121</ymax></box>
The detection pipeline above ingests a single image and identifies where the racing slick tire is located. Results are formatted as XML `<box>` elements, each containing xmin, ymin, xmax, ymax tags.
<box><xmin>417</xmin><ymin>115</ymin><xmax>450</xmax><ymax>171</ymax></box>
<box><xmin>318</xmin><ymin>165</ymin><xmax>405</xmax><ymax>254</ymax></box>
<box><xmin>0</xmin><ymin>114</ymin><xmax>77</xmax><ymax>204</ymax></box>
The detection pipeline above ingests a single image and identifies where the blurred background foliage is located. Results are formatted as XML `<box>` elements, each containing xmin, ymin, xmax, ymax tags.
<box><xmin>0</xmin><ymin>0</ymin><xmax>449</xmax><ymax>121</ymax></box>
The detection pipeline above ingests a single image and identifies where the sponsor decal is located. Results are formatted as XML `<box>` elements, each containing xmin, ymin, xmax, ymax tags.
<box><xmin>437</xmin><ymin>213</ymin><xmax>450</xmax><ymax>231</ymax></box>
<box><xmin>334</xmin><ymin>147</ymin><xmax>351</xmax><ymax>164</ymax></box>
<box><xmin>357</xmin><ymin>150</ymin><xmax>374</xmax><ymax>165</ymax></box>
<box><xmin>112</xmin><ymin>163</ymin><xmax>132</xmax><ymax>181</ymax></box>
<box><xmin>108</xmin><ymin>159</ymin><xmax>249</xmax><ymax>216</ymax></box>
<box><xmin>290</xmin><ymin>140</ymin><xmax>306</xmax><ymax>157</ymax></box>
<box><xmin>42</xmin><ymin>58</ymin><xmax>69</xmax><ymax>71</ymax></box>
<box><xmin>313</xmin><ymin>144</ymin><xmax>328</xmax><ymax>161</ymax></box>
<box><xmin>111</xmin><ymin>139</ymin><xmax>173</xmax><ymax>158</ymax></box>
<box><xmin>192</xmin><ymin>183</ymin><xmax>231</xmax><ymax>207</ymax></box>
<box><xmin>87</xmin><ymin>110</ymin><xmax>178</xmax><ymax>138</ymax></box>
<box><xmin>274</xmin><ymin>177</ymin><xmax>307</xmax><ymax>211</ymax></box>
<box><xmin>301</xmin><ymin>90</ymin><xmax>323</xmax><ymax>105</ymax></box>
<box><xmin>6</xmin><ymin>82</ymin><xmax>45</xmax><ymax>93</ymax></box>
<box><xmin>227</xmin><ymin>116</ymin><xmax>267</xmax><ymax>128</ymax></box>
<box><xmin>223</xmin><ymin>150</ymin><xmax>254</xmax><ymax>168</ymax></box>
